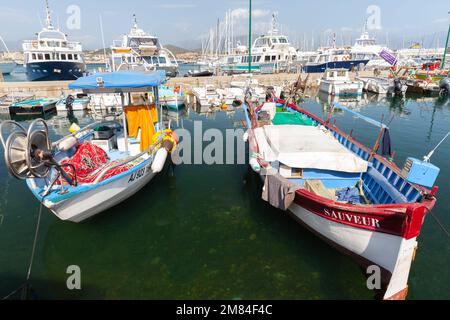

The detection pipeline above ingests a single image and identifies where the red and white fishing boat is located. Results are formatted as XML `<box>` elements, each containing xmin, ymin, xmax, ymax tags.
<box><xmin>243</xmin><ymin>99</ymin><xmax>441</xmax><ymax>300</ymax></box>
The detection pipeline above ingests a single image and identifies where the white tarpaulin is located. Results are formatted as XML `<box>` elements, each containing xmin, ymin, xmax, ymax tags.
<box><xmin>255</xmin><ymin>125</ymin><xmax>368</xmax><ymax>173</ymax></box>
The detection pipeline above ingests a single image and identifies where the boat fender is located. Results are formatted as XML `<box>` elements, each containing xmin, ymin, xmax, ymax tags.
<box><xmin>151</xmin><ymin>148</ymin><xmax>168</xmax><ymax>173</ymax></box>
<box><xmin>58</xmin><ymin>136</ymin><xmax>78</xmax><ymax>151</ymax></box>
<box><xmin>249</xmin><ymin>157</ymin><xmax>261</xmax><ymax>173</ymax></box>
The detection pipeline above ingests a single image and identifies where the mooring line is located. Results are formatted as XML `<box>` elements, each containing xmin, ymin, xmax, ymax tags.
<box><xmin>26</xmin><ymin>203</ymin><xmax>44</xmax><ymax>281</ymax></box>
<box><xmin>426</xmin><ymin>207</ymin><xmax>450</xmax><ymax>238</ymax></box>
<box><xmin>2</xmin><ymin>202</ymin><xmax>44</xmax><ymax>300</ymax></box>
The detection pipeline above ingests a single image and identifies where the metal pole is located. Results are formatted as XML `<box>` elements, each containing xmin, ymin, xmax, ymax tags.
<box><xmin>248</xmin><ymin>0</ymin><xmax>252</xmax><ymax>74</ymax></box>
<box><xmin>121</xmin><ymin>92</ymin><xmax>128</xmax><ymax>153</ymax></box>
<box><xmin>441</xmin><ymin>22</ymin><xmax>450</xmax><ymax>70</ymax></box>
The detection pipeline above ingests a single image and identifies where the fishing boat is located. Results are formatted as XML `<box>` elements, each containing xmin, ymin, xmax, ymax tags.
<box><xmin>22</xmin><ymin>0</ymin><xmax>86</xmax><ymax>81</ymax></box>
<box><xmin>111</xmin><ymin>15</ymin><xmax>179</xmax><ymax>77</ymax></box>
<box><xmin>319</xmin><ymin>69</ymin><xmax>363</xmax><ymax>96</ymax></box>
<box><xmin>243</xmin><ymin>98</ymin><xmax>441</xmax><ymax>300</ymax></box>
<box><xmin>0</xmin><ymin>71</ymin><xmax>178</xmax><ymax>222</ymax></box>
<box><xmin>159</xmin><ymin>86</ymin><xmax>186</xmax><ymax>110</ymax></box>
<box><xmin>9</xmin><ymin>98</ymin><xmax>58</xmax><ymax>116</ymax></box>
<box><xmin>357</xmin><ymin>77</ymin><xmax>407</xmax><ymax>95</ymax></box>
<box><xmin>56</xmin><ymin>95</ymin><xmax>90</xmax><ymax>111</ymax></box>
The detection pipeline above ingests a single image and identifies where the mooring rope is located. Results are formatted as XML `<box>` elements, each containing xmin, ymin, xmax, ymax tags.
<box><xmin>426</xmin><ymin>207</ymin><xmax>450</xmax><ymax>238</ymax></box>
<box><xmin>2</xmin><ymin>202</ymin><xmax>44</xmax><ymax>300</ymax></box>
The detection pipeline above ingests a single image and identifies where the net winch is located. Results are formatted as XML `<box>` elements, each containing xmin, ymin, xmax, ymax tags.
<box><xmin>0</xmin><ymin>119</ymin><xmax>76</xmax><ymax>186</ymax></box>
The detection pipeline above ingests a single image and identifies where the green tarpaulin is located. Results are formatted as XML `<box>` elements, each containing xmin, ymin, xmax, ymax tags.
<box><xmin>272</xmin><ymin>112</ymin><xmax>316</xmax><ymax>126</ymax></box>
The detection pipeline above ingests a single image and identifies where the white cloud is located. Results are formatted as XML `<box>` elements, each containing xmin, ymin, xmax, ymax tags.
<box><xmin>231</xmin><ymin>8</ymin><xmax>270</xmax><ymax>19</ymax></box>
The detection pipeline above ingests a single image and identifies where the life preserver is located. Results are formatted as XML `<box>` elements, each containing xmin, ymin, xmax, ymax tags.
<box><xmin>152</xmin><ymin>129</ymin><xmax>178</xmax><ymax>152</ymax></box>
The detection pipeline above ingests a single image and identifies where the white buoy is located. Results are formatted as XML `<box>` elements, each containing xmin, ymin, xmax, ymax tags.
<box><xmin>151</xmin><ymin>148</ymin><xmax>168</xmax><ymax>173</ymax></box>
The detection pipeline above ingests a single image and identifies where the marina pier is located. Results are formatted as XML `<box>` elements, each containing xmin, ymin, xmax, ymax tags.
<box><xmin>0</xmin><ymin>70</ymin><xmax>389</xmax><ymax>98</ymax></box>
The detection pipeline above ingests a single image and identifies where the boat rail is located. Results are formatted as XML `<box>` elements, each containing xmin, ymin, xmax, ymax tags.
<box><xmin>92</xmin><ymin>134</ymin><xmax>165</xmax><ymax>184</ymax></box>
<box><xmin>52</xmin><ymin>120</ymin><xmax>121</xmax><ymax>148</ymax></box>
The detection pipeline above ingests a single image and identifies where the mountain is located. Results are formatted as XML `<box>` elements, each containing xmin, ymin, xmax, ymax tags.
<box><xmin>163</xmin><ymin>45</ymin><xmax>192</xmax><ymax>54</ymax></box>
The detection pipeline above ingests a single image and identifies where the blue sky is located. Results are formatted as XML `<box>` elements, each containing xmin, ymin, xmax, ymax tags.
<box><xmin>0</xmin><ymin>0</ymin><xmax>449</xmax><ymax>50</ymax></box>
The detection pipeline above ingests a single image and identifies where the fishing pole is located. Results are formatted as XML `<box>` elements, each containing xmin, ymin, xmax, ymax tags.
<box><xmin>423</xmin><ymin>131</ymin><xmax>450</xmax><ymax>162</ymax></box>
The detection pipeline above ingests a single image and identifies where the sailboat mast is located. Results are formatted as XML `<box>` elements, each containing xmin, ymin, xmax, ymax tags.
<box><xmin>441</xmin><ymin>13</ymin><xmax>450</xmax><ymax>69</ymax></box>
<box><xmin>248</xmin><ymin>0</ymin><xmax>252</xmax><ymax>73</ymax></box>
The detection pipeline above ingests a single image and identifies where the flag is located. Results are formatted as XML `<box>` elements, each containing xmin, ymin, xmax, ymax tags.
<box><xmin>379</xmin><ymin>49</ymin><xmax>398</xmax><ymax>66</ymax></box>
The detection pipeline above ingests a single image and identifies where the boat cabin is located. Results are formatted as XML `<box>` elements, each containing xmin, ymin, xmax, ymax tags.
<box><xmin>322</xmin><ymin>69</ymin><xmax>351</xmax><ymax>81</ymax></box>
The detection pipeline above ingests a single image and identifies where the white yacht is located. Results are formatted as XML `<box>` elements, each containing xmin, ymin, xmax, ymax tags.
<box><xmin>350</xmin><ymin>24</ymin><xmax>392</xmax><ymax>69</ymax></box>
<box><xmin>22</xmin><ymin>0</ymin><xmax>86</xmax><ymax>81</ymax></box>
<box><xmin>111</xmin><ymin>15</ymin><xmax>179</xmax><ymax>77</ymax></box>
<box><xmin>220</xmin><ymin>14</ymin><xmax>298</xmax><ymax>74</ymax></box>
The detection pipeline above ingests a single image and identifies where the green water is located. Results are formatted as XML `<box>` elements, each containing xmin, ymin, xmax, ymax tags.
<box><xmin>0</xmin><ymin>94</ymin><xmax>449</xmax><ymax>300</ymax></box>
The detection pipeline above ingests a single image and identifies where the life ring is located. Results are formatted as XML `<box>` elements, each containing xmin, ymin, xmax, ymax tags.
<box><xmin>152</xmin><ymin>129</ymin><xmax>178</xmax><ymax>152</ymax></box>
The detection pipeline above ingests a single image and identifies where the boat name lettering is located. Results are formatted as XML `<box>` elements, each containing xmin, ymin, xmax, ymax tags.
<box><xmin>323</xmin><ymin>208</ymin><xmax>381</xmax><ymax>228</ymax></box>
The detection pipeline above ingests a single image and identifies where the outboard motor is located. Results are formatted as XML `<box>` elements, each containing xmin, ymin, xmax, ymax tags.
<box><xmin>393</xmin><ymin>78</ymin><xmax>404</xmax><ymax>96</ymax></box>
<box><xmin>439</xmin><ymin>78</ymin><xmax>450</xmax><ymax>96</ymax></box>
<box><xmin>265</xmin><ymin>86</ymin><xmax>276</xmax><ymax>102</ymax></box>
<box><xmin>0</xmin><ymin>119</ymin><xmax>76</xmax><ymax>187</ymax></box>
<box><xmin>65</xmin><ymin>94</ymin><xmax>75</xmax><ymax>112</ymax></box>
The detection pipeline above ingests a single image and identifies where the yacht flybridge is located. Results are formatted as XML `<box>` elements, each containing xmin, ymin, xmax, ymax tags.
<box><xmin>22</xmin><ymin>0</ymin><xmax>86</xmax><ymax>81</ymax></box>
<box><xmin>111</xmin><ymin>15</ymin><xmax>179</xmax><ymax>77</ymax></box>
<box><xmin>220</xmin><ymin>14</ymin><xmax>298</xmax><ymax>74</ymax></box>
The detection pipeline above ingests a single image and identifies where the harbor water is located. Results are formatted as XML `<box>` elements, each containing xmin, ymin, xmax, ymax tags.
<box><xmin>0</xmin><ymin>94</ymin><xmax>449</xmax><ymax>299</ymax></box>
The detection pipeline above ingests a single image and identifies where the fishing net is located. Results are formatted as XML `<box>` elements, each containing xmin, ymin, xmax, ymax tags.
<box><xmin>57</xmin><ymin>142</ymin><xmax>132</xmax><ymax>184</ymax></box>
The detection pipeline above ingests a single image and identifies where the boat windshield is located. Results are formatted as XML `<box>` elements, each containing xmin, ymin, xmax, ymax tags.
<box><xmin>129</xmin><ymin>37</ymin><xmax>158</xmax><ymax>47</ymax></box>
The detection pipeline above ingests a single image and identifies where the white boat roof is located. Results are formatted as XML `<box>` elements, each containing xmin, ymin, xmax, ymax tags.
<box><xmin>255</xmin><ymin>125</ymin><xmax>368</xmax><ymax>173</ymax></box>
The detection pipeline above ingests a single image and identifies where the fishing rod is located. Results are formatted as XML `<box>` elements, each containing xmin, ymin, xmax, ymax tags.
<box><xmin>423</xmin><ymin>131</ymin><xmax>450</xmax><ymax>162</ymax></box>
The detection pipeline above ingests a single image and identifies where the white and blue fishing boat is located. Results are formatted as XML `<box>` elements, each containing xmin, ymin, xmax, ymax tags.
<box><xmin>9</xmin><ymin>98</ymin><xmax>58</xmax><ymax>116</ymax></box>
<box><xmin>243</xmin><ymin>98</ymin><xmax>441</xmax><ymax>300</ymax></box>
<box><xmin>22</xmin><ymin>1</ymin><xmax>86</xmax><ymax>81</ymax></box>
<box><xmin>0</xmin><ymin>71</ymin><xmax>178</xmax><ymax>222</ymax></box>
<box><xmin>159</xmin><ymin>85</ymin><xmax>185</xmax><ymax>110</ymax></box>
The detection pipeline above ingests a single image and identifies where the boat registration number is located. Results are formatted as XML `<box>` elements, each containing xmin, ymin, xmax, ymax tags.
<box><xmin>128</xmin><ymin>165</ymin><xmax>152</xmax><ymax>183</ymax></box>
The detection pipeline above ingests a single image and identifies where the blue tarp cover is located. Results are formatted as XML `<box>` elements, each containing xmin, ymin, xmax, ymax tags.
<box><xmin>69</xmin><ymin>70</ymin><xmax>167</xmax><ymax>91</ymax></box>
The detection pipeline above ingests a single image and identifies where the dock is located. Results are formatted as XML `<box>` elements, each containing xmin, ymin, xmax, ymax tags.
<box><xmin>0</xmin><ymin>70</ymin><xmax>390</xmax><ymax>98</ymax></box>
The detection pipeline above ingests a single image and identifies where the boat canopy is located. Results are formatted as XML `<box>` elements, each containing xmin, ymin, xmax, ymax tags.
<box><xmin>69</xmin><ymin>70</ymin><xmax>167</xmax><ymax>93</ymax></box>
<box><xmin>255</xmin><ymin>125</ymin><xmax>369</xmax><ymax>173</ymax></box>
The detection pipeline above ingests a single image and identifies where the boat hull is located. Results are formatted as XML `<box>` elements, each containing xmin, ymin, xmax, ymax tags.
<box><xmin>26</xmin><ymin>61</ymin><xmax>86</xmax><ymax>81</ymax></box>
<box><xmin>304</xmin><ymin>59</ymin><xmax>369</xmax><ymax>73</ymax></box>
<box><xmin>9</xmin><ymin>102</ymin><xmax>57</xmax><ymax>115</ymax></box>
<box><xmin>319</xmin><ymin>80</ymin><xmax>363</xmax><ymax>97</ymax></box>
<box><xmin>287</xmin><ymin>193</ymin><xmax>422</xmax><ymax>300</ymax></box>
<box><xmin>37</xmin><ymin>159</ymin><xmax>157</xmax><ymax>223</ymax></box>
